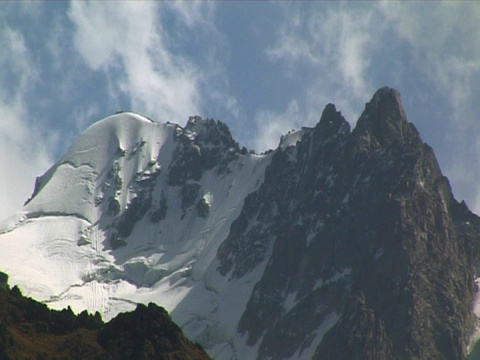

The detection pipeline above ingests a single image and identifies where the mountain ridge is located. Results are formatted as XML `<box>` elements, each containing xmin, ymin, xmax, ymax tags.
<box><xmin>1</xmin><ymin>87</ymin><xmax>479</xmax><ymax>359</ymax></box>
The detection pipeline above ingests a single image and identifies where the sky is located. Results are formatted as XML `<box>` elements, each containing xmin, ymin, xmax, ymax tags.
<box><xmin>1</xmin><ymin>1</ymin><xmax>480</xmax><ymax>221</ymax></box>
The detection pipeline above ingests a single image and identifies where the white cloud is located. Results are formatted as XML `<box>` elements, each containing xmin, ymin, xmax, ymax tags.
<box><xmin>380</xmin><ymin>2</ymin><xmax>480</xmax><ymax>116</ymax></box>
<box><xmin>267</xmin><ymin>4</ymin><xmax>376</xmax><ymax>101</ymax></box>
<box><xmin>254</xmin><ymin>100</ymin><xmax>303</xmax><ymax>152</ymax></box>
<box><xmin>69</xmin><ymin>2</ymin><xmax>200</xmax><ymax>122</ymax></box>
<box><xmin>265</xmin><ymin>2</ymin><xmax>479</xmax><ymax>129</ymax></box>
<box><xmin>267</xmin><ymin>13</ymin><xmax>318</xmax><ymax>67</ymax></box>
<box><xmin>256</xmin><ymin>3</ymin><xmax>383</xmax><ymax>151</ymax></box>
<box><xmin>164</xmin><ymin>1</ymin><xmax>215</xmax><ymax>29</ymax></box>
<box><xmin>252</xmin><ymin>3</ymin><xmax>381</xmax><ymax>151</ymax></box>
<box><xmin>0</xmin><ymin>27</ymin><xmax>54</xmax><ymax>221</ymax></box>
<box><xmin>0</xmin><ymin>27</ymin><xmax>34</xmax><ymax>91</ymax></box>
<box><xmin>68</xmin><ymin>1</ymin><xmax>235</xmax><ymax>126</ymax></box>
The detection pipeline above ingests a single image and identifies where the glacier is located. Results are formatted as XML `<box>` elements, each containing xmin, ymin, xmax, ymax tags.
<box><xmin>0</xmin><ymin>112</ymin><xmax>276</xmax><ymax>358</ymax></box>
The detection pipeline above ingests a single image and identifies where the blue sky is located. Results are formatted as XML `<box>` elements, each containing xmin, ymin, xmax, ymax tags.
<box><xmin>1</xmin><ymin>1</ymin><xmax>480</xmax><ymax>220</ymax></box>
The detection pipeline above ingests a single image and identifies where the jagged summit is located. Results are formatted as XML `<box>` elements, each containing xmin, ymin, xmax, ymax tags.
<box><xmin>184</xmin><ymin>115</ymin><xmax>239</xmax><ymax>151</ymax></box>
<box><xmin>353</xmin><ymin>86</ymin><xmax>419</xmax><ymax>148</ymax></box>
<box><xmin>369</xmin><ymin>86</ymin><xmax>406</xmax><ymax>122</ymax></box>
<box><xmin>1</xmin><ymin>87</ymin><xmax>480</xmax><ymax>359</ymax></box>
<box><xmin>177</xmin><ymin>115</ymin><xmax>244</xmax><ymax>175</ymax></box>
<box><xmin>314</xmin><ymin>102</ymin><xmax>351</xmax><ymax>143</ymax></box>
<box><xmin>279</xmin><ymin>86</ymin><xmax>413</xmax><ymax>152</ymax></box>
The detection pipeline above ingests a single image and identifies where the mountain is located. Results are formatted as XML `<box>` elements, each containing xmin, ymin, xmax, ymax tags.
<box><xmin>0</xmin><ymin>271</ymin><xmax>210</xmax><ymax>359</ymax></box>
<box><xmin>1</xmin><ymin>87</ymin><xmax>479</xmax><ymax>359</ymax></box>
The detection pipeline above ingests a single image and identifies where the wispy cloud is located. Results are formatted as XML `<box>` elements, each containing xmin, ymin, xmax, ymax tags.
<box><xmin>266</xmin><ymin>3</ymin><xmax>378</xmax><ymax>112</ymax></box>
<box><xmin>380</xmin><ymin>2</ymin><xmax>480</xmax><ymax>118</ymax></box>
<box><xmin>0</xmin><ymin>26</ymin><xmax>55</xmax><ymax>221</ymax></box>
<box><xmin>69</xmin><ymin>2</ymin><xmax>199</xmax><ymax>122</ymax></box>
<box><xmin>254</xmin><ymin>3</ymin><xmax>380</xmax><ymax>152</ymax></box>
<box><xmin>254</xmin><ymin>100</ymin><xmax>303</xmax><ymax>151</ymax></box>
<box><xmin>68</xmin><ymin>2</ymin><xmax>236</xmax><ymax>125</ymax></box>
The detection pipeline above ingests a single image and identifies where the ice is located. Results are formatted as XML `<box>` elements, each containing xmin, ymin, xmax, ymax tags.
<box><xmin>0</xmin><ymin>112</ymin><xmax>274</xmax><ymax>359</ymax></box>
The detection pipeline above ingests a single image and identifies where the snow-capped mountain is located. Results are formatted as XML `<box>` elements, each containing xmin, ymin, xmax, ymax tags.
<box><xmin>1</xmin><ymin>87</ymin><xmax>480</xmax><ymax>359</ymax></box>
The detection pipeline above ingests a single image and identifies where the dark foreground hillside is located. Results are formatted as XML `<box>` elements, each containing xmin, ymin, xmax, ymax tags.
<box><xmin>0</xmin><ymin>272</ymin><xmax>210</xmax><ymax>360</ymax></box>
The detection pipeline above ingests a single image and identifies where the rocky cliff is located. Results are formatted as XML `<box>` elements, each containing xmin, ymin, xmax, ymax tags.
<box><xmin>217</xmin><ymin>87</ymin><xmax>480</xmax><ymax>359</ymax></box>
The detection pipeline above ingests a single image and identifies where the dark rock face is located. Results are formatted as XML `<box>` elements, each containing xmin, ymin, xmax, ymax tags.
<box><xmin>316</xmin><ymin>290</ymin><xmax>395</xmax><ymax>360</ymax></box>
<box><xmin>118</xmin><ymin>192</ymin><xmax>153</xmax><ymax>238</ymax></box>
<box><xmin>166</xmin><ymin>117</ymin><xmax>244</xmax><ymax>221</ymax></box>
<box><xmin>168</xmin><ymin>116</ymin><xmax>242</xmax><ymax>187</ymax></box>
<box><xmin>0</xmin><ymin>272</ymin><xmax>210</xmax><ymax>360</ymax></box>
<box><xmin>217</xmin><ymin>87</ymin><xmax>480</xmax><ymax>359</ymax></box>
<box><xmin>314</xmin><ymin>88</ymin><xmax>480</xmax><ymax>360</ymax></box>
<box><xmin>196</xmin><ymin>198</ymin><xmax>210</xmax><ymax>217</ymax></box>
<box><xmin>184</xmin><ymin>116</ymin><xmax>242</xmax><ymax>172</ymax></box>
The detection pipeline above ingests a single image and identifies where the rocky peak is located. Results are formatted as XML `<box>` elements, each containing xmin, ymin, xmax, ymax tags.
<box><xmin>353</xmin><ymin>86</ymin><xmax>420</xmax><ymax>149</ymax></box>
<box><xmin>184</xmin><ymin>115</ymin><xmax>240</xmax><ymax>154</ymax></box>
<box><xmin>313</xmin><ymin>103</ymin><xmax>351</xmax><ymax>143</ymax></box>
<box><xmin>168</xmin><ymin>116</ymin><xmax>242</xmax><ymax>186</ymax></box>
<box><xmin>217</xmin><ymin>87</ymin><xmax>480</xmax><ymax>359</ymax></box>
<box><xmin>164</xmin><ymin>116</ymin><xmax>251</xmax><ymax>233</ymax></box>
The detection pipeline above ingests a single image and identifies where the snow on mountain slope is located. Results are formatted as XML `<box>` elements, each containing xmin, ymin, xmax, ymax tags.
<box><xmin>0</xmin><ymin>112</ymin><xmax>272</xmax><ymax>358</ymax></box>
<box><xmin>2</xmin><ymin>88</ymin><xmax>479</xmax><ymax>360</ymax></box>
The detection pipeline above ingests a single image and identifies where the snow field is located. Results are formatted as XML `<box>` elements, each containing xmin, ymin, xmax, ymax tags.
<box><xmin>0</xmin><ymin>112</ymin><xmax>276</xmax><ymax>359</ymax></box>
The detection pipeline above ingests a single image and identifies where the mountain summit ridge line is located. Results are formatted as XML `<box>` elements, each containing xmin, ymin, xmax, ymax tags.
<box><xmin>1</xmin><ymin>87</ymin><xmax>479</xmax><ymax>359</ymax></box>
